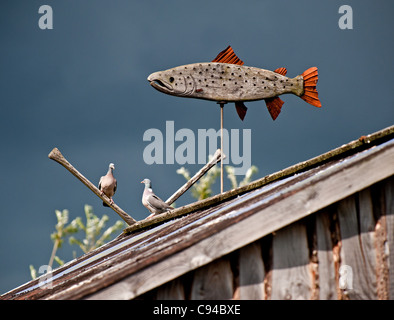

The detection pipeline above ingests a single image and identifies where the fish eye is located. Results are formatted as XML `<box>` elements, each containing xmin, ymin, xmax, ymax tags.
<box><xmin>169</xmin><ymin>77</ymin><xmax>174</xmax><ymax>83</ymax></box>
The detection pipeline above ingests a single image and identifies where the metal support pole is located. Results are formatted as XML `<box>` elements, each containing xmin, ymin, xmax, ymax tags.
<box><xmin>218</xmin><ymin>101</ymin><xmax>226</xmax><ymax>193</ymax></box>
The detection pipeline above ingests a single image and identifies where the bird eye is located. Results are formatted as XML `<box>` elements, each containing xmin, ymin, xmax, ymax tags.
<box><xmin>169</xmin><ymin>77</ymin><xmax>174</xmax><ymax>83</ymax></box>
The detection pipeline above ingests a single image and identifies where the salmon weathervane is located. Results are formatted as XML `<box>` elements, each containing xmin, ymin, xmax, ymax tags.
<box><xmin>147</xmin><ymin>46</ymin><xmax>321</xmax><ymax>120</ymax></box>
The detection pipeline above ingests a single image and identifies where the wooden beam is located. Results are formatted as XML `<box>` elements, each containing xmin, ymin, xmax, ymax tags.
<box><xmin>384</xmin><ymin>178</ymin><xmax>394</xmax><ymax>299</ymax></box>
<box><xmin>48</xmin><ymin>147</ymin><xmax>136</xmax><ymax>226</ymax></box>
<box><xmin>155</xmin><ymin>278</ymin><xmax>185</xmax><ymax>300</ymax></box>
<box><xmin>239</xmin><ymin>241</ymin><xmax>265</xmax><ymax>299</ymax></box>
<box><xmin>337</xmin><ymin>193</ymin><xmax>377</xmax><ymax>299</ymax></box>
<box><xmin>271</xmin><ymin>222</ymin><xmax>311</xmax><ymax>300</ymax></box>
<box><xmin>315</xmin><ymin>210</ymin><xmax>337</xmax><ymax>300</ymax></box>
<box><xmin>190</xmin><ymin>258</ymin><xmax>233</xmax><ymax>299</ymax></box>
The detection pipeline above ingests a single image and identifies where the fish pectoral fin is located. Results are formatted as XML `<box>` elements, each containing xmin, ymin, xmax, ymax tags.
<box><xmin>274</xmin><ymin>67</ymin><xmax>287</xmax><ymax>76</ymax></box>
<box><xmin>265</xmin><ymin>97</ymin><xmax>284</xmax><ymax>120</ymax></box>
<box><xmin>212</xmin><ymin>46</ymin><xmax>244</xmax><ymax>66</ymax></box>
<box><xmin>235</xmin><ymin>102</ymin><xmax>248</xmax><ymax>121</ymax></box>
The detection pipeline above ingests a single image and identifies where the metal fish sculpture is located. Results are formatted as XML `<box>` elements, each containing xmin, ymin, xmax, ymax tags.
<box><xmin>147</xmin><ymin>46</ymin><xmax>321</xmax><ymax>120</ymax></box>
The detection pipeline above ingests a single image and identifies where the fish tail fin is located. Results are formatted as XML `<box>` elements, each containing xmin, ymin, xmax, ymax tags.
<box><xmin>300</xmin><ymin>67</ymin><xmax>321</xmax><ymax>108</ymax></box>
<box><xmin>265</xmin><ymin>97</ymin><xmax>284</xmax><ymax>120</ymax></box>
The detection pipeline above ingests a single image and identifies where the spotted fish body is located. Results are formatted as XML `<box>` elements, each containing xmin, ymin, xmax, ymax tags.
<box><xmin>148</xmin><ymin>46</ymin><xmax>321</xmax><ymax>120</ymax></box>
<box><xmin>149</xmin><ymin>63</ymin><xmax>304</xmax><ymax>101</ymax></box>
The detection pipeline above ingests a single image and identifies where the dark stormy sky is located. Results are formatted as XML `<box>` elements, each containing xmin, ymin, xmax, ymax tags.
<box><xmin>0</xmin><ymin>0</ymin><xmax>393</xmax><ymax>294</ymax></box>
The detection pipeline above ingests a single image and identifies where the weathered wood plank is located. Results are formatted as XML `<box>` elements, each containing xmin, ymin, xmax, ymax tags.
<box><xmin>190</xmin><ymin>258</ymin><xmax>233</xmax><ymax>300</ymax></box>
<box><xmin>337</xmin><ymin>194</ymin><xmax>377</xmax><ymax>299</ymax></box>
<box><xmin>239</xmin><ymin>241</ymin><xmax>265</xmax><ymax>300</ymax></box>
<box><xmin>155</xmin><ymin>278</ymin><xmax>185</xmax><ymax>300</ymax></box>
<box><xmin>358</xmin><ymin>188</ymin><xmax>378</xmax><ymax>291</ymax></box>
<box><xmin>372</xmin><ymin>180</ymin><xmax>390</xmax><ymax>299</ymax></box>
<box><xmin>271</xmin><ymin>222</ymin><xmax>312</xmax><ymax>300</ymax></box>
<box><xmin>384</xmin><ymin>177</ymin><xmax>394</xmax><ymax>299</ymax></box>
<box><xmin>306</xmin><ymin>215</ymin><xmax>319</xmax><ymax>300</ymax></box>
<box><xmin>315</xmin><ymin>209</ymin><xmax>337</xmax><ymax>300</ymax></box>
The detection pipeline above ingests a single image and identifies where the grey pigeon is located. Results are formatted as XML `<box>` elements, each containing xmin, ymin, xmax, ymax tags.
<box><xmin>141</xmin><ymin>178</ymin><xmax>172</xmax><ymax>216</ymax></box>
<box><xmin>98</xmin><ymin>163</ymin><xmax>117</xmax><ymax>207</ymax></box>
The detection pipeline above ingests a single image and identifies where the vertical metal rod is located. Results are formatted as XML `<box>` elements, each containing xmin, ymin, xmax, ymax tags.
<box><xmin>220</xmin><ymin>103</ymin><xmax>224</xmax><ymax>193</ymax></box>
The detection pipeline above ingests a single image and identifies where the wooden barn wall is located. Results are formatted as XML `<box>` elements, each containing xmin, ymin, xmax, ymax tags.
<box><xmin>138</xmin><ymin>175</ymin><xmax>394</xmax><ymax>300</ymax></box>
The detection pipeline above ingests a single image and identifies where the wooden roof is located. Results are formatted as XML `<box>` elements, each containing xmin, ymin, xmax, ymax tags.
<box><xmin>1</xmin><ymin>125</ymin><xmax>393</xmax><ymax>300</ymax></box>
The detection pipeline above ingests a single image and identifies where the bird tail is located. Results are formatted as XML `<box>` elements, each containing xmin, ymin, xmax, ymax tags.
<box><xmin>300</xmin><ymin>67</ymin><xmax>321</xmax><ymax>108</ymax></box>
<box><xmin>103</xmin><ymin>202</ymin><xmax>109</xmax><ymax>207</ymax></box>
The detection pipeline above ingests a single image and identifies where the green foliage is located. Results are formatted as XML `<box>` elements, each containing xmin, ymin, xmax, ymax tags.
<box><xmin>177</xmin><ymin>157</ymin><xmax>221</xmax><ymax>200</ymax></box>
<box><xmin>29</xmin><ymin>265</ymin><xmax>37</xmax><ymax>280</ymax></box>
<box><xmin>226</xmin><ymin>165</ymin><xmax>258</xmax><ymax>189</ymax></box>
<box><xmin>177</xmin><ymin>159</ymin><xmax>258</xmax><ymax>200</ymax></box>
<box><xmin>50</xmin><ymin>209</ymin><xmax>79</xmax><ymax>251</ymax></box>
<box><xmin>68</xmin><ymin>205</ymin><xmax>124</xmax><ymax>253</ymax></box>
<box><xmin>29</xmin><ymin>205</ymin><xmax>124</xmax><ymax>279</ymax></box>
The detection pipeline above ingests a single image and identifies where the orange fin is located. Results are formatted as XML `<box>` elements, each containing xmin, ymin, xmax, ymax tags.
<box><xmin>212</xmin><ymin>46</ymin><xmax>244</xmax><ymax>65</ymax></box>
<box><xmin>300</xmin><ymin>67</ymin><xmax>321</xmax><ymax>108</ymax></box>
<box><xmin>274</xmin><ymin>67</ymin><xmax>287</xmax><ymax>76</ymax></box>
<box><xmin>235</xmin><ymin>102</ymin><xmax>247</xmax><ymax>120</ymax></box>
<box><xmin>265</xmin><ymin>97</ymin><xmax>284</xmax><ymax>120</ymax></box>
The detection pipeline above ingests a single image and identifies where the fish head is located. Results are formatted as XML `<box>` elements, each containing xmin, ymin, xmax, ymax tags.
<box><xmin>147</xmin><ymin>67</ymin><xmax>195</xmax><ymax>97</ymax></box>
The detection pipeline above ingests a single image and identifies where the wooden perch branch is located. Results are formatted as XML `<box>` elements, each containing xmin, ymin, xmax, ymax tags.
<box><xmin>165</xmin><ymin>148</ymin><xmax>225</xmax><ymax>205</ymax></box>
<box><xmin>48</xmin><ymin>147</ymin><xmax>136</xmax><ymax>226</ymax></box>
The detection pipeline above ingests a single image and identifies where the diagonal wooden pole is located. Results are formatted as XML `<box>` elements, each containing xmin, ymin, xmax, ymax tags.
<box><xmin>48</xmin><ymin>147</ymin><xmax>136</xmax><ymax>226</ymax></box>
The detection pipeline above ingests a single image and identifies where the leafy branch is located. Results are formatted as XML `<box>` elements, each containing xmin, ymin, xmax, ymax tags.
<box><xmin>30</xmin><ymin>204</ymin><xmax>124</xmax><ymax>279</ymax></box>
<box><xmin>177</xmin><ymin>159</ymin><xmax>258</xmax><ymax>200</ymax></box>
<box><xmin>177</xmin><ymin>163</ymin><xmax>220</xmax><ymax>200</ymax></box>
<box><xmin>69</xmin><ymin>205</ymin><xmax>124</xmax><ymax>253</ymax></box>
<box><xmin>49</xmin><ymin>209</ymin><xmax>79</xmax><ymax>268</ymax></box>
<box><xmin>226</xmin><ymin>165</ymin><xmax>258</xmax><ymax>189</ymax></box>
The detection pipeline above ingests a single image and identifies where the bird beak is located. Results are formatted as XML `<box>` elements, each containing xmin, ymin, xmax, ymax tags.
<box><xmin>141</xmin><ymin>180</ymin><xmax>144</xmax><ymax>183</ymax></box>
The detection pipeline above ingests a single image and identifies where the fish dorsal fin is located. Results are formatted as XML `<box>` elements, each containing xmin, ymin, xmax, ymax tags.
<box><xmin>212</xmin><ymin>46</ymin><xmax>244</xmax><ymax>65</ymax></box>
<box><xmin>274</xmin><ymin>67</ymin><xmax>287</xmax><ymax>76</ymax></box>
